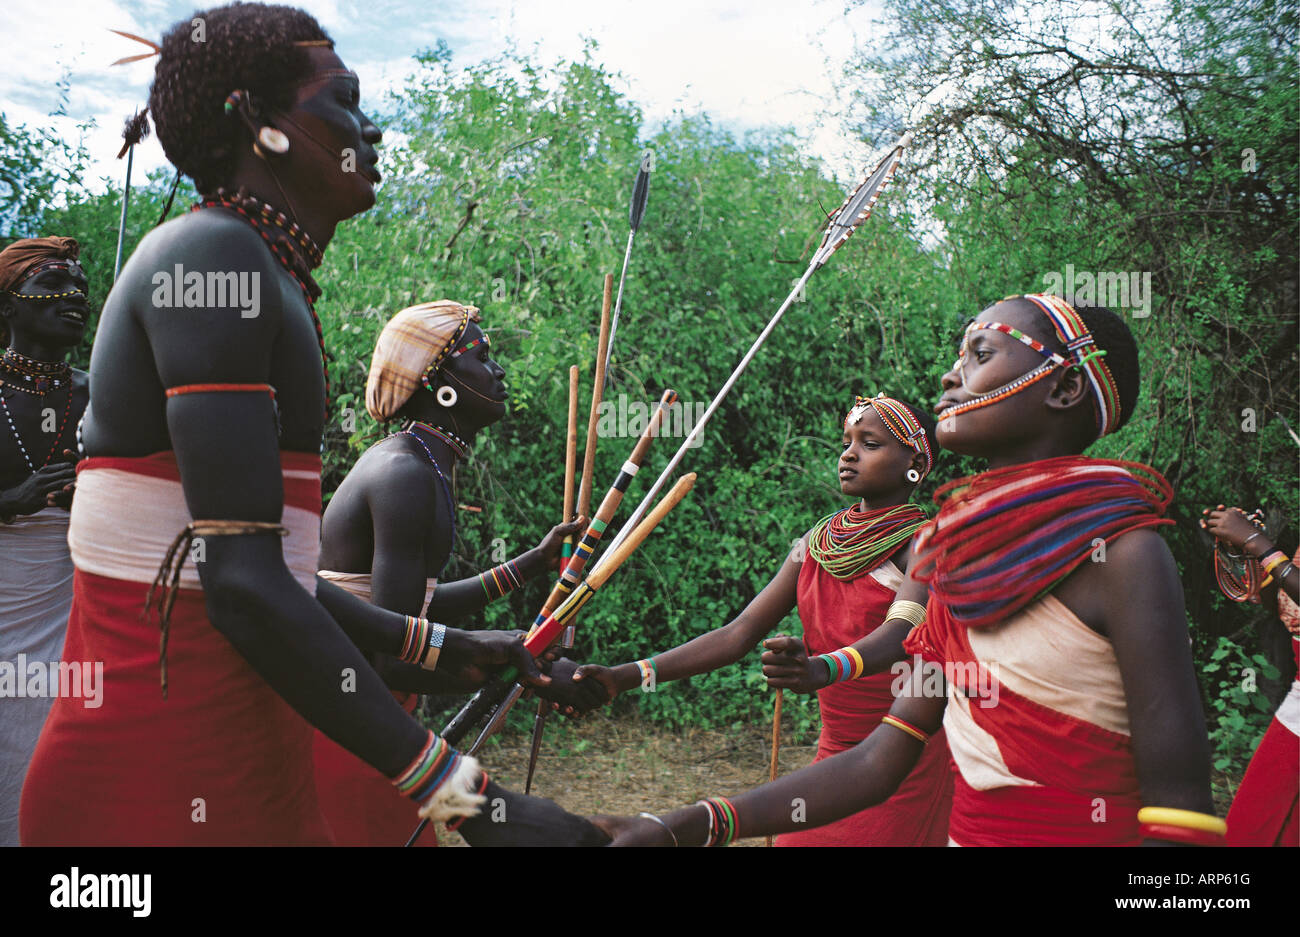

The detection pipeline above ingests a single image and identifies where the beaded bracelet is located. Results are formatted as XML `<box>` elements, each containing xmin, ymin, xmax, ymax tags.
<box><xmin>477</xmin><ymin>560</ymin><xmax>525</xmax><ymax>601</ymax></box>
<box><xmin>635</xmin><ymin>657</ymin><xmax>657</xmax><ymax>686</ymax></box>
<box><xmin>1135</xmin><ymin>806</ymin><xmax>1227</xmax><ymax>835</ymax></box>
<box><xmin>696</xmin><ymin>797</ymin><xmax>739</xmax><ymax>847</ymax></box>
<box><xmin>886</xmin><ymin>600</ymin><xmax>926</xmax><ymax>628</ymax></box>
<box><xmin>881</xmin><ymin>714</ymin><xmax>930</xmax><ymax>744</ymax></box>
<box><xmin>817</xmin><ymin>647</ymin><xmax>864</xmax><ymax>684</ymax></box>
<box><xmin>398</xmin><ymin>617</ymin><xmax>447</xmax><ymax>670</ymax></box>
<box><xmin>392</xmin><ymin>731</ymin><xmax>461</xmax><ymax>803</ymax></box>
<box><xmin>1262</xmin><ymin>550</ymin><xmax>1288</xmax><ymax>576</ymax></box>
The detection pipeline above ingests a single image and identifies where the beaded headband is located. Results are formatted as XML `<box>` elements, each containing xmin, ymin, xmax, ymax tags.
<box><xmin>944</xmin><ymin>295</ymin><xmax>1122</xmax><ymax>437</ymax></box>
<box><xmin>846</xmin><ymin>393</ymin><xmax>934</xmax><ymax>480</ymax></box>
<box><xmin>450</xmin><ymin>335</ymin><xmax>489</xmax><ymax>358</ymax></box>
<box><xmin>8</xmin><ymin>261</ymin><xmax>87</xmax><ymax>301</ymax></box>
<box><xmin>1015</xmin><ymin>293</ymin><xmax>1122</xmax><ymax>437</ymax></box>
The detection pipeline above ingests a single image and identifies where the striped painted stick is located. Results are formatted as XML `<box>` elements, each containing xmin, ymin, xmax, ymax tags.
<box><xmin>530</xmin><ymin>388</ymin><xmax>676</xmax><ymax>633</ymax></box>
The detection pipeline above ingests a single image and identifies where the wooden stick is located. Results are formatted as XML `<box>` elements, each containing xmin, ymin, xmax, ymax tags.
<box><xmin>561</xmin><ymin>365</ymin><xmax>580</xmax><ymax>558</ymax></box>
<box><xmin>765</xmin><ymin>688</ymin><xmax>783</xmax><ymax>847</ymax></box>
<box><xmin>578</xmin><ymin>274</ymin><xmax>614</xmax><ymax>522</ymax></box>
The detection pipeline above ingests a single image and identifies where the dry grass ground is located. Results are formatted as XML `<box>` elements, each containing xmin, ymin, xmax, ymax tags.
<box><xmin>436</xmin><ymin>710</ymin><xmax>818</xmax><ymax>847</ymax></box>
<box><xmin>433</xmin><ymin>711</ymin><xmax>1243</xmax><ymax>846</ymax></box>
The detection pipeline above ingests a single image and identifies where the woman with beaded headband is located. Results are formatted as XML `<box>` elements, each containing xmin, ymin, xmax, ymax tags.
<box><xmin>0</xmin><ymin>236</ymin><xmax>90</xmax><ymax>845</ymax></box>
<box><xmin>1200</xmin><ymin>504</ymin><xmax>1298</xmax><ymax>846</ymax></box>
<box><xmin>593</xmin><ymin>294</ymin><xmax>1221</xmax><ymax>848</ymax></box>
<box><xmin>315</xmin><ymin>299</ymin><xmax>604</xmax><ymax>845</ymax></box>
<box><xmin>571</xmin><ymin>393</ymin><xmax>953</xmax><ymax>845</ymax></box>
<box><xmin>22</xmin><ymin>3</ymin><xmax>607</xmax><ymax>847</ymax></box>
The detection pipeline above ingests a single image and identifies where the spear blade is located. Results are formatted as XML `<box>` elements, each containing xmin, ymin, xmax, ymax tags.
<box><xmin>603</xmin><ymin>161</ymin><xmax>653</xmax><ymax>383</ymax></box>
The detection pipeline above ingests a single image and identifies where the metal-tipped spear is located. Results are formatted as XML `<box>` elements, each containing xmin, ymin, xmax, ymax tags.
<box><xmin>114</xmin><ymin>110</ymin><xmax>151</xmax><ymax>283</ymax></box>
<box><xmin>591</xmin><ymin>132</ymin><xmax>910</xmax><ymax>572</ymax></box>
<box><xmin>602</xmin><ymin>161</ymin><xmax>652</xmax><ymax>385</ymax></box>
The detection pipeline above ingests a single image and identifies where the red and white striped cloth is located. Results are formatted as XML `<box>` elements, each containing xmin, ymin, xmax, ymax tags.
<box><xmin>20</xmin><ymin>451</ymin><xmax>333</xmax><ymax>845</ymax></box>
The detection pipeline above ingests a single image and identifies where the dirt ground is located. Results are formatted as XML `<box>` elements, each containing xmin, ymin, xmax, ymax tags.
<box><xmin>435</xmin><ymin>711</ymin><xmax>817</xmax><ymax>847</ymax></box>
<box><xmin>434</xmin><ymin>711</ymin><xmax>1241</xmax><ymax>846</ymax></box>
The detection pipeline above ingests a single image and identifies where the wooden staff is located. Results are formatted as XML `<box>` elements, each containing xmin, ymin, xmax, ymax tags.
<box><xmin>526</xmin><ymin>365</ymin><xmax>583</xmax><ymax>794</ymax></box>
<box><xmin>530</xmin><ymin>388</ymin><xmax>675</xmax><ymax>632</ymax></box>
<box><xmin>561</xmin><ymin>365</ymin><xmax>581</xmax><ymax>558</ymax></box>
<box><xmin>564</xmin><ymin>274</ymin><xmax>614</xmax><ymax>649</ymax></box>
<box><xmin>408</xmin><ymin>473</ymin><xmax>698</xmax><ymax>845</ymax></box>
<box><xmin>766</xmin><ymin>688</ymin><xmax>783</xmax><ymax>847</ymax></box>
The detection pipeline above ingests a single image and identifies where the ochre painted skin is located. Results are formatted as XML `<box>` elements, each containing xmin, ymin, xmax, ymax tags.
<box><xmin>0</xmin><ymin>263</ymin><xmax>89</xmax><ymax>504</ymax></box>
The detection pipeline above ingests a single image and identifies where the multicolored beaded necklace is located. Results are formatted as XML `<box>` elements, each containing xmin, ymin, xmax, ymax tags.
<box><xmin>407</xmin><ymin>420</ymin><xmax>468</xmax><ymax>461</ymax></box>
<box><xmin>912</xmin><ymin>456</ymin><xmax>1174</xmax><ymax>627</ymax></box>
<box><xmin>189</xmin><ymin>188</ymin><xmax>330</xmax><ymax>415</ymax></box>
<box><xmin>0</xmin><ymin>349</ymin><xmax>71</xmax><ymax>395</ymax></box>
<box><xmin>807</xmin><ymin>502</ymin><xmax>928</xmax><ymax>580</ymax></box>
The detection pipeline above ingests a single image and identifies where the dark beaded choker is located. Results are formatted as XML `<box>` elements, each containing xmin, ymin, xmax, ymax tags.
<box><xmin>190</xmin><ymin>188</ymin><xmax>330</xmax><ymax>414</ymax></box>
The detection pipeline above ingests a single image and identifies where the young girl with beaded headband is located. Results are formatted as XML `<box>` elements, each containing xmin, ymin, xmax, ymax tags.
<box><xmin>593</xmin><ymin>293</ymin><xmax>1222</xmax><ymax>847</ymax></box>
<box><xmin>315</xmin><ymin>300</ymin><xmax>602</xmax><ymax>845</ymax></box>
<box><xmin>571</xmin><ymin>393</ymin><xmax>953</xmax><ymax>845</ymax></box>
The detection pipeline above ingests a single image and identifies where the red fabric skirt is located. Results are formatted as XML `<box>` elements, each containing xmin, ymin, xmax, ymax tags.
<box><xmin>21</xmin><ymin>570</ymin><xmax>332</xmax><ymax>846</ymax></box>
<box><xmin>775</xmin><ymin>557</ymin><xmax>953</xmax><ymax>846</ymax></box>
<box><xmin>1227</xmin><ymin>692</ymin><xmax>1299</xmax><ymax>847</ymax></box>
<box><xmin>20</xmin><ymin>451</ymin><xmax>332</xmax><ymax>846</ymax></box>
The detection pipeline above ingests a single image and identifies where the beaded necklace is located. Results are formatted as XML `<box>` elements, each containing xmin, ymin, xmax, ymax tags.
<box><xmin>807</xmin><ymin>502</ymin><xmax>928</xmax><ymax>580</ymax></box>
<box><xmin>396</xmin><ymin>424</ymin><xmax>457</xmax><ymax>542</ymax></box>
<box><xmin>190</xmin><ymin>188</ymin><xmax>330</xmax><ymax>415</ymax></box>
<box><xmin>1</xmin><ymin>382</ymin><xmax>74</xmax><ymax>472</ymax></box>
<box><xmin>912</xmin><ymin>456</ymin><xmax>1174</xmax><ymax>627</ymax></box>
<box><xmin>0</xmin><ymin>349</ymin><xmax>72</xmax><ymax>395</ymax></box>
<box><xmin>407</xmin><ymin>420</ymin><xmax>468</xmax><ymax>461</ymax></box>
<box><xmin>1212</xmin><ymin>509</ymin><xmax>1268</xmax><ymax>602</ymax></box>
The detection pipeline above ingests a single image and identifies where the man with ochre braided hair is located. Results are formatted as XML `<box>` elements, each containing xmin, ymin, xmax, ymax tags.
<box><xmin>597</xmin><ymin>296</ymin><xmax>1220</xmax><ymax>847</ymax></box>
<box><xmin>0</xmin><ymin>236</ymin><xmax>89</xmax><ymax>845</ymax></box>
<box><xmin>21</xmin><ymin>3</ymin><xmax>605</xmax><ymax>846</ymax></box>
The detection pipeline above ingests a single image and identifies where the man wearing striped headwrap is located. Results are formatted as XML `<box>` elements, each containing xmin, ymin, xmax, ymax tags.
<box><xmin>316</xmin><ymin>300</ymin><xmax>603</xmax><ymax>845</ymax></box>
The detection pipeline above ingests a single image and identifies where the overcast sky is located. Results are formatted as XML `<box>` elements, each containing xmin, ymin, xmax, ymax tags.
<box><xmin>1</xmin><ymin>0</ymin><xmax>890</xmax><ymax>193</ymax></box>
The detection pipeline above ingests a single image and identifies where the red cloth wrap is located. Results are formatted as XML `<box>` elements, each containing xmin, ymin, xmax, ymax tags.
<box><xmin>1226</xmin><ymin>710</ymin><xmax>1299</xmax><ymax>847</ymax></box>
<box><xmin>775</xmin><ymin>558</ymin><xmax>952</xmax><ymax>846</ymax></box>
<box><xmin>19</xmin><ymin>452</ymin><xmax>333</xmax><ymax>845</ymax></box>
<box><xmin>904</xmin><ymin>599</ymin><xmax>1142</xmax><ymax>845</ymax></box>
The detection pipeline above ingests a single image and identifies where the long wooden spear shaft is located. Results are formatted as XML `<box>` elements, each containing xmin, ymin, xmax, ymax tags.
<box><xmin>602</xmin><ymin>163</ymin><xmax>652</xmax><ymax>385</ymax></box>
<box><xmin>590</xmin><ymin>133</ymin><xmax>910</xmax><ymax>576</ymax></box>
<box><xmin>524</xmin><ymin>366</ymin><xmax>583</xmax><ymax>793</ymax></box>
<box><xmin>407</xmin><ymin>473</ymin><xmax>696</xmax><ymax>845</ymax></box>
